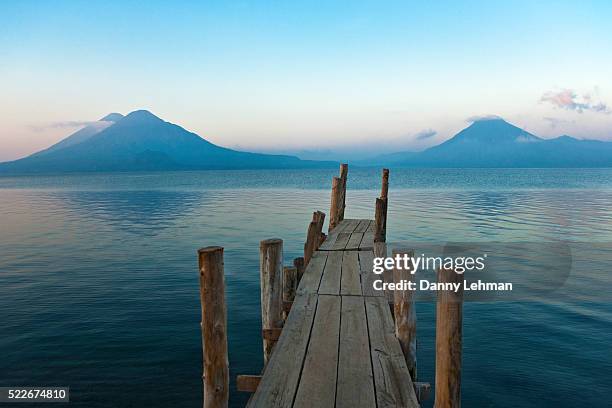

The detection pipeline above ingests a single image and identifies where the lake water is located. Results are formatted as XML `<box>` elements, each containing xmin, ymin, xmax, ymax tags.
<box><xmin>1</xmin><ymin>168</ymin><xmax>612</xmax><ymax>407</ymax></box>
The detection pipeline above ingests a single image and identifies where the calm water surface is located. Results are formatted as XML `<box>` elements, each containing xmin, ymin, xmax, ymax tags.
<box><xmin>1</xmin><ymin>168</ymin><xmax>612</xmax><ymax>407</ymax></box>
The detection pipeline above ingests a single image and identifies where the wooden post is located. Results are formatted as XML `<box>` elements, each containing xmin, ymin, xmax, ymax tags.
<box><xmin>339</xmin><ymin>163</ymin><xmax>348</xmax><ymax>221</ymax></box>
<box><xmin>329</xmin><ymin>176</ymin><xmax>342</xmax><ymax>232</ymax></box>
<box><xmin>198</xmin><ymin>246</ymin><xmax>229</xmax><ymax>408</ymax></box>
<box><xmin>293</xmin><ymin>257</ymin><xmax>305</xmax><ymax>283</ymax></box>
<box><xmin>434</xmin><ymin>267</ymin><xmax>463</xmax><ymax>408</ymax></box>
<box><xmin>392</xmin><ymin>249</ymin><xmax>417</xmax><ymax>380</ymax></box>
<box><xmin>381</xmin><ymin>168</ymin><xmax>389</xmax><ymax>200</ymax></box>
<box><xmin>304</xmin><ymin>211</ymin><xmax>325</xmax><ymax>266</ymax></box>
<box><xmin>260</xmin><ymin>239</ymin><xmax>284</xmax><ymax>365</ymax></box>
<box><xmin>374</xmin><ymin>197</ymin><xmax>387</xmax><ymax>242</ymax></box>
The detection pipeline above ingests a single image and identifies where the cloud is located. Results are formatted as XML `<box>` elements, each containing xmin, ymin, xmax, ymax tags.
<box><xmin>30</xmin><ymin>120</ymin><xmax>112</xmax><ymax>132</ymax></box>
<box><xmin>466</xmin><ymin>114</ymin><xmax>501</xmax><ymax>122</ymax></box>
<box><xmin>414</xmin><ymin>129</ymin><xmax>437</xmax><ymax>140</ymax></box>
<box><xmin>540</xmin><ymin>88</ymin><xmax>611</xmax><ymax>114</ymax></box>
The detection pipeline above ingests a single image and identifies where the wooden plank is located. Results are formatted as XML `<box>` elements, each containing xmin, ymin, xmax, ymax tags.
<box><xmin>336</xmin><ymin>296</ymin><xmax>376</xmax><ymax>408</ymax></box>
<box><xmin>296</xmin><ymin>252</ymin><xmax>327</xmax><ymax>296</ymax></box>
<box><xmin>359</xmin><ymin>250</ymin><xmax>384</xmax><ymax>297</ymax></box>
<box><xmin>367</xmin><ymin>220</ymin><xmax>376</xmax><ymax>232</ymax></box>
<box><xmin>318</xmin><ymin>251</ymin><xmax>343</xmax><ymax>295</ymax></box>
<box><xmin>340</xmin><ymin>250</ymin><xmax>362</xmax><ymax>296</ymax></box>
<box><xmin>359</xmin><ymin>231</ymin><xmax>374</xmax><ymax>250</ymax></box>
<box><xmin>236</xmin><ymin>375</ymin><xmax>261</xmax><ymax>393</ymax></box>
<box><xmin>320</xmin><ymin>219</ymin><xmax>364</xmax><ymax>251</ymax></box>
<box><xmin>346</xmin><ymin>231</ymin><xmax>365</xmax><ymax>250</ymax></box>
<box><xmin>293</xmin><ymin>295</ymin><xmax>341</xmax><ymax>408</ymax></box>
<box><xmin>332</xmin><ymin>232</ymin><xmax>352</xmax><ymax>250</ymax></box>
<box><xmin>354</xmin><ymin>219</ymin><xmax>371</xmax><ymax>233</ymax></box>
<box><xmin>358</xmin><ymin>221</ymin><xmax>375</xmax><ymax>250</ymax></box>
<box><xmin>246</xmin><ymin>293</ymin><xmax>318</xmax><ymax>408</ymax></box>
<box><xmin>365</xmin><ymin>296</ymin><xmax>419</xmax><ymax>408</ymax></box>
<box><xmin>319</xmin><ymin>228</ymin><xmax>340</xmax><ymax>250</ymax></box>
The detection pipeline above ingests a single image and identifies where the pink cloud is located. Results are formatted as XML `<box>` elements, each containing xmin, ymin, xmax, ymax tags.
<box><xmin>541</xmin><ymin>88</ymin><xmax>610</xmax><ymax>114</ymax></box>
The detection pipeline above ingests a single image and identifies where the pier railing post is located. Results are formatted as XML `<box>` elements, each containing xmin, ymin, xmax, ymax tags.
<box><xmin>374</xmin><ymin>169</ymin><xmax>389</xmax><ymax>242</ymax></box>
<box><xmin>434</xmin><ymin>267</ymin><xmax>463</xmax><ymax>408</ymax></box>
<box><xmin>392</xmin><ymin>249</ymin><xmax>417</xmax><ymax>380</ymax></box>
<box><xmin>339</xmin><ymin>163</ymin><xmax>348</xmax><ymax>221</ymax></box>
<box><xmin>329</xmin><ymin>176</ymin><xmax>342</xmax><ymax>231</ymax></box>
<box><xmin>304</xmin><ymin>211</ymin><xmax>325</xmax><ymax>266</ymax></box>
<box><xmin>260</xmin><ymin>238</ymin><xmax>284</xmax><ymax>366</ymax></box>
<box><xmin>198</xmin><ymin>246</ymin><xmax>229</xmax><ymax>408</ymax></box>
<box><xmin>381</xmin><ymin>168</ymin><xmax>389</xmax><ymax>200</ymax></box>
<box><xmin>374</xmin><ymin>197</ymin><xmax>387</xmax><ymax>242</ymax></box>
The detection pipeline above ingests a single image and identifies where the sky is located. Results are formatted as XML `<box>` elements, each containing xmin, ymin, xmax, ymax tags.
<box><xmin>1</xmin><ymin>0</ymin><xmax>612</xmax><ymax>161</ymax></box>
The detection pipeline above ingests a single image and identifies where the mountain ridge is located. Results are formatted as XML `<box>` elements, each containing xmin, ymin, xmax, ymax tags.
<box><xmin>2</xmin><ymin>113</ymin><xmax>612</xmax><ymax>172</ymax></box>
<box><xmin>364</xmin><ymin>118</ymin><xmax>612</xmax><ymax>168</ymax></box>
<box><xmin>0</xmin><ymin>110</ymin><xmax>335</xmax><ymax>173</ymax></box>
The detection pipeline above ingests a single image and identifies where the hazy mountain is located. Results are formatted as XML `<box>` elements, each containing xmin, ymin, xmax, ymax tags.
<box><xmin>29</xmin><ymin>113</ymin><xmax>124</xmax><ymax>157</ymax></box>
<box><xmin>368</xmin><ymin>118</ymin><xmax>612</xmax><ymax>167</ymax></box>
<box><xmin>0</xmin><ymin>110</ymin><xmax>333</xmax><ymax>173</ymax></box>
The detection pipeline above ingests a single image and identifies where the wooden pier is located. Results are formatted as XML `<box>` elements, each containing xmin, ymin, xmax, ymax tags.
<box><xmin>198</xmin><ymin>165</ymin><xmax>463</xmax><ymax>408</ymax></box>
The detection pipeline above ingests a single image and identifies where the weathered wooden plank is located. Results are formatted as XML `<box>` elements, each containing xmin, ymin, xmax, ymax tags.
<box><xmin>340</xmin><ymin>250</ymin><xmax>362</xmax><ymax>296</ymax></box>
<box><xmin>246</xmin><ymin>293</ymin><xmax>318</xmax><ymax>408</ymax></box>
<box><xmin>359</xmin><ymin>250</ymin><xmax>384</xmax><ymax>297</ymax></box>
<box><xmin>359</xmin><ymin>231</ymin><xmax>374</xmax><ymax>250</ymax></box>
<box><xmin>321</xmin><ymin>219</ymin><xmax>364</xmax><ymax>251</ymax></box>
<box><xmin>318</xmin><ymin>251</ymin><xmax>343</xmax><ymax>295</ymax></box>
<box><xmin>346</xmin><ymin>231</ymin><xmax>365</xmax><ymax>250</ymax></box>
<box><xmin>366</xmin><ymin>220</ymin><xmax>376</xmax><ymax>232</ymax></box>
<box><xmin>236</xmin><ymin>375</ymin><xmax>261</xmax><ymax>393</ymax></box>
<box><xmin>296</xmin><ymin>252</ymin><xmax>328</xmax><ymax>296</ymax></box>
<box><xmin>293</xmin><ymin>295</ymin><xmax>341</xmax><ymax>408</ymax></box>
<box><xmin>354</xmin><ymin>219</ymin><xmax>371</xmax><ymax>233</ymax></box>
<box><xmin>365</xmin><ymin>296</ymin><xmax>420</xmax><ymax>408</ymax></box>
<box><xmin>336</xmin><ymin>296</ymin><xmax>376</xmax><ymax>408</ymax></box>
<box><xmin>332</xmin><ymin>232</ymin><xmax>352</xmax><ymax>250</ymax></box>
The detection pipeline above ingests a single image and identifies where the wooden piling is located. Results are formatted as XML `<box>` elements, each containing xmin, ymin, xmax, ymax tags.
<box><xmin>198</xmin><ymin>246</ymin><xmax>229</xmax><ymax>408</ymax></box>
<box><xmin>374</xmin><ymin>168</ymin><xmax>389</xmax><ymax>243</ymax></box>
<box><xmin>329</xmin><ymin>177</ymin><xmax>342</xmax><ymax>232</ymax></box>
<box><xmin>304</xmin><ymin>211</ymin><xmax>325</xmax><ymax>266</ymax></box>
<box><xmin>260</xmin><ymin>239</ymin><xmax>284</xmax><ymax>365</ymax></box>
<box><xmin>392</xmin><ymin>249</ymin><xmax>417</xmax><ymax>380</ymax></box>
<box><xmin>339</xmin><ymin>163</ymin><xmax>348</xmax><ymax>221</ymax></box>
<box><xmin>434</xmin><ymin>267</ymin><xmax>463</xmax><ymax>408</ymax></box>
<box><xmin>381</xmin><ymin>168</ymin><xmax>389</xmax><ymax>200</ymax></box>
<box><xmin>374</xmin><ymin>197</ymin><xmax>387</xmax><ymax>242</ymax></box>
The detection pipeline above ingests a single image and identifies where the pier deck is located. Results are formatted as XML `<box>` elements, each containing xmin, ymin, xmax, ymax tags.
<box><xmin>247</xmin><ymin>219</ymin><xmax>420</xmax><ymax>407</ymax></box>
